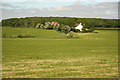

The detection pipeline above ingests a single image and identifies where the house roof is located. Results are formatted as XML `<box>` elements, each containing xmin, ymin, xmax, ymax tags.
<box><xmin>51</xmin><ymin>22</ymin><xmax>60</xmax><ymax>26</ymax></box>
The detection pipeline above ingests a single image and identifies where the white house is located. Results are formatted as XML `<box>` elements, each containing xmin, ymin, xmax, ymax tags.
<box><xmin>75</xmin><ymin>23</ymin><xmax>83</xmax><ymax>31</ymax></box>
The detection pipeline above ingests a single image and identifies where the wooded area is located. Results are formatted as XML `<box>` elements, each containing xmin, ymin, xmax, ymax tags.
<box><xmin>1</xmin><ymin>17</ymin><xmax>119</xmax><ymax>29</ymax></box>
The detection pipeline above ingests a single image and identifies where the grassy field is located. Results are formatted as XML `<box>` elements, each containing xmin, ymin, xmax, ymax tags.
<box><xmin>2</xmin><ymin>27</ymin><xmax>64</xmax><ymax>38</ymax></box>
<box><xmin>2</xmin><ymin>27</ymin><xmax>118</xmax><ymax>78</ymax></box>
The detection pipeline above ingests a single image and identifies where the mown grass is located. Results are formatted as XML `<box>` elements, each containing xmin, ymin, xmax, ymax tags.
<box><xmin>2</xmin><ymin>27</ymin><xmax>118</xmax><ymax>78</ymax></box>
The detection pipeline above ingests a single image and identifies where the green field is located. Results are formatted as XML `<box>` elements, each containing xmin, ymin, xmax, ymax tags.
<box><xmin>2</xmin><ymin>27</ymin><xmax>118</xmax><ymax>78</ymax></box>
<box><xmin>2</xmin><ymin>27</ymin><xmax>64</xmax><ymax>39</ymax></box>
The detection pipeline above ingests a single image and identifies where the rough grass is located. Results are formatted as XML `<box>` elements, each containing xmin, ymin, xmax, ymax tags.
<box><xmin>2</xmin><ymin>28</ymin><xmax>118</xmax><ymax>78</ymax></box>
<box><xmin>2</xmin><ymin>27</ymin><xmax>64</xmax><ymax>39</ymax></box>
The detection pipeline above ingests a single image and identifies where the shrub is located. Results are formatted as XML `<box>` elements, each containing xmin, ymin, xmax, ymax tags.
<box><xmin>86</xmin><ymin>28</ymin><xmax>94</xmax><ymax>32</ymax></box>
<box><xmin>62</xmin><ymin>25</ymin><xmax>71</xmax><ymax>34</ymax></box>
<box><xmin>47</xmin><ymin>26</ymin><xmax>53</xmax><ymax>30</ymax></box>
<box><xmin>17</xmin><ymin>34</ymin><xmax>34</xmax><ymax>38</ymax></box>
<box><xmin>81</xmin><ymin>28</ymin><xmax>87</xmax><ymax>33</ymax></box>
<box><xmin>94</xmin><ymin>32</ymin><xmax>98</xmax><ymax>33</ymax></box>
<box><xmin>57</xmin><ymin>26</ymin><xmax>63</xmax><ymax>31</ymax></box>
<box><xmin>44</xmin><ymin>22</ymin><xmax>51</xmax><ymax>29</ymax></box>
<box><xmin>66</xmin><ymin>32</ymin><xmax>79</xmax><ymax>38</ymax></box>
<box><xmin>73</xmin><ymin>28</ymin><xmax>80</xmax><ymax>32</ymax></box>
<box><xmin>39</xmin><ymin>24</ymin><xmax>44</xmax><ymax>29</ymax></box>
<box><xmin>66</xmin><ymin>33</ymin><xmax>74</xmax><ymax>38</ymax></box>
<box><xmin>10</xmin><ymin>36</ymin><xmax>17</xmax><ymax>38</ymax></box>
<box><xmin>36</xmin><ymin>23</ymin><xmax>44</xmax><ymax>29</ymax></box>
<box><xmin>2</xmin><ymin>34</ymin><xmax>6</xmax><ymax>38</ymax></box>
<box><xmin>53</xmin><ymin>26</ymin><xmax>59</xmax><ymax>30</ymax></box>
<box><xmin>90</xmin><ymin>28</ymin><xmax>94</xmax><ymax>32</ymax></box>
<box><xmin>86</xmin><ymin>29</ymin><xmax>92</xmax><ymax>32</ymax></box>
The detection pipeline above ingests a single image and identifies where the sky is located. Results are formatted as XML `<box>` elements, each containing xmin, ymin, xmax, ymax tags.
<box><xmin>0</xmin><ymin>0</ymin><xmax>119</xmax><ymax>21</ymax></box>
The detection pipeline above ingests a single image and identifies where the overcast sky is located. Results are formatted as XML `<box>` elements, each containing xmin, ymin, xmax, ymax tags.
<box><xmin>0</xmin><ymin>0</ymin><xmax>119</xmax><ymax>21</ymax></box>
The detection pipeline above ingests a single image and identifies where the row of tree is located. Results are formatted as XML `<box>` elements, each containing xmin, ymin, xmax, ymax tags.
<box><xmin>1</xmin><ymin>17</ymin><xmax>119</xmax><ymax>29</ymax></box>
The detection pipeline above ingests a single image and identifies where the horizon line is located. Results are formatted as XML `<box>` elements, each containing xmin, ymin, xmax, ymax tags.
<box><xmin>1</xmin><ymin>16</ymin><xmax>118</xmax><ymax>21</ymax></box>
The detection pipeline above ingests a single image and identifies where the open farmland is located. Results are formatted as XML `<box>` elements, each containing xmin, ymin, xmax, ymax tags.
<box><xmin>2</xmin><ymin>27</ymin><xmax>118</xmax><ymax>78</ymax></box>
<box><xmin>2</xmin><ymin>27</ymin><xmax>64</xmax><ymax>39</ymax></box>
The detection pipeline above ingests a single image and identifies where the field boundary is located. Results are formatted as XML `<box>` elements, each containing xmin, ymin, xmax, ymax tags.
<box><xmin>95</xmin><ymin>28</ymin><xmax>120</xmax><ymax>30</ymax></box>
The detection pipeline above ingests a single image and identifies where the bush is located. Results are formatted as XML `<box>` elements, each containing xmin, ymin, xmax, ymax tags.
<box><xmin>66</xmin><ymin>33</ymin><xmax>74</xmax><ymax>38</ymax></box>
<box><xmin>44</xmin><ymin>22</ymin><xmax>51</xmax><ymax>29</ymax></box>
<box><xmin>47</xmin><ymin>26</ymin><xmax>53</xmax><ymax>30</ymax></box>
<box><xmin>62</xmin><ymin>25</ymin><xmax>71</xmax><ymax>34</ymax></box>
<box><xmin>94</xmin><ymin>32</ymin><xmax>98</xmax><ymax>33</ymax></box>
<box><xmin>90</xmin><ymin>28</ymin><xmax>94</xmax><ymax>32</ymax></box>
<box><xmin>39</xmin><ymin>24</ymin><xmax>44</xmax><ymax>29</ymax></box>
<box><xmin>36</xmin><ymin>23</ymin><xmax>44</xmax><ymax>29</ymax></box>
<box><xmin>86</xmin><ymin>28</ymin><xmax>94</xmax><ymax>32</ymax></box>
<box><xmin>73</xmin><ymin>29</ymin><xmax>80</xmax><ymax>32</ymax></box>
<box><xmin>17</xmin><ymin>34</ymin><xmax>34</xmax><ymax>38</ymax></box>
<box><xmin>66</xmin><ymin>33</ymin><xmax>79</xmax><ymax>38</ymax></box>
<box><xmin>2</xmin><ymin>34</ymin><xmax>6</xmax><ymax>38</ymax></box>
<box><xmin>53</xmin><ymin>26</ymin><xmax>59</xmax><ymax>30</ymax></box>
<box><xmin>81</xmin><ymin>28</ymin><xmax>87</xmax><ymax>33</ymax></box>
<box><xmin>10</xmin><ymin>36</ymin><xmax>17</xmax><ymax>38</ymax></box>
<box><xmin>57</xmin><ymin>26</ymin><xmax>63</xmax><ymax>31</ymax></box>
<box><xmin>86</xmin><ymin>29</ymin><xmax>92</xmax><ymax>32</ymax></box>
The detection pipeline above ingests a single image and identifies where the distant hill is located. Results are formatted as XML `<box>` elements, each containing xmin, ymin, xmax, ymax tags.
<box><xmin>1</xmin><ymin>17</ymin><xmax>119</xmax><ymax>29</ymax></box>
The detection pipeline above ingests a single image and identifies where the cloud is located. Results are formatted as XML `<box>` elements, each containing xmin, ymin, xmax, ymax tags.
<box><xmin>2</xmin><ymin>0</ymin><xmax>119</xmax><ymax>2</ymax></box>
<box><xmin>96</xmin><ymin>2</ymin><xmax>118</xmax><ymax>9</ymax></box>
<box><xmin>43</xmin><ymin>2</ymin><xmax>118</xmax><ymax>18</ymax></box>
<box><xmin>1</xmin><ymin>3</ymin><xmax>14</xmax><ymax>8</ymax></box>
<box><xmin>1</xmin><ymin>3</ymin><xmax>12</xmax><ymax>7</ymax></box>
<box><xmin>1</xmin><ymin>2</ymin><xmax>118</xmax><ymax>21</ymax></box>
<box><xmin>1</xmin><ymin>3</ymin><xmax>22</xmax><ymax>9</ymax></box>
<box><xmin>105</xmin><ymin>11</ymin><xmax>112</xmax><ymax>15</ymax></box>
<box><xmin>49</xmin><ymin>6</ymin><xmax>72</xmax><ymax>12</ymax></box>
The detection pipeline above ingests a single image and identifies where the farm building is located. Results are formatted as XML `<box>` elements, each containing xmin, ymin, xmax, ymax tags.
<box><xmin>75</xmin><ymin>23</ymin><xmax>84</xmax><ymax>31</ymax></box>
<box><xmin>51</xmin><ymin>21</ymin><xmax>60</xmax><ymax>26</ymax></box>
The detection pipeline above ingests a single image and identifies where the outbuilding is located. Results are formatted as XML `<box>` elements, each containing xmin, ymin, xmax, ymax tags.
<box><xmin>75</xmin><ymin>23</ymin><xmax>84</xmax><ymax>31</ymax></box>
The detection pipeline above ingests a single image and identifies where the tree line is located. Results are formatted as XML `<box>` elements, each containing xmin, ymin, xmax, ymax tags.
<box><xmin>1</xmin><ymin>17</ymin><xmax>119</xmax><ymax>29</ymax></box>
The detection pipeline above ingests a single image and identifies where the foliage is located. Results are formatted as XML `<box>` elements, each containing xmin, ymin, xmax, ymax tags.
<box><xmin>2</xmin><ymin>17</ymin><xmax>119</xmax><ymax>34</ymax></box>
<box><xmin>90</xmin><ymin>28</ymin><xmax>94</xmax><ymax>32</ymax></box>
<box><xmin>17</xmin><ymin>34</ymin><xmax>34</xmax><ymax>38</ymax></box>
<box><xmin>73</xmin><ymin>28</ymin><xmax>80</xmax><ymax>32</ymax></box>
<box><xmin>2</xmin><ymin>16</ymin><xmax>120</xmax><ymax>35</ymax></box>
<box><xmin>66</xmin><ymin>32</ymin><xmax>79</xmax><ymax>38</ymax></box>
<box><xmin>35</xmin><ymin>21</ymin><xmax>71</xmax><ymax>34</ymax></box>
<box><xmin>36</xmin><ymin>23</ymin><xmax>44</xmax><ymax>29</ymax></box>
<box><xmin>86</xmin><ymin>28</ymin><xmax>94</xmax><ymax>32</ymax></box>
<box><xmin>2</xmin><ymin>34</ymin><xmax>6</xmax><ymax>38</ymax></box>
<box><xmin>61</xmin><ymin>25</ymin><xmax>71</xmax><ymax>34</ymax></box>
<box><xmin>44</xmin><ymin>22</ymin><xmax>51</xmax><ymax>29</ymax></box>
<box><xmin>81</xmin><ymin>28</ymin><xmax>87</xmax><ymax>33</ymax></box>
<box><xmin>95</xmin><ymin>28</ymin><xmax>120</xmax><ymax>30</ymax></box>
<box><xmin>1</xmin><ymin>17</ymin><xmax>119</xmax><ymax>29</ymax></box>
<box><xmin>47</xmin><ymin>26</ymin><xmax>54</xmax><ymax>30</ymax></box>
<box><xmin>53</xmin><ymin>26</ymin><xmax>59</xmax><ymax>30</ymax></box>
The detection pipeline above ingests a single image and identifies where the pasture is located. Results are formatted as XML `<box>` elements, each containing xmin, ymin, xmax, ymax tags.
<box><xmin>2</xmin><ymin>27</ymin><xmax>64</xmax><ymax>39</ymax></box>
<box><xmin>2</xmin><ymin>27</ymin><xmax>118</xmax><ymax>78</ymax></box>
